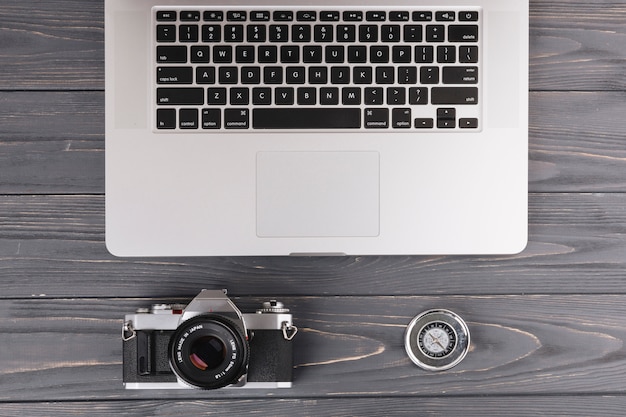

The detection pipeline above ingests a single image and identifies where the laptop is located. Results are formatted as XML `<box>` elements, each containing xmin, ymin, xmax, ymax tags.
<box><xmin>105</xmin><ymin>0</ymin><xmax>528</xmax><ymax>256</ymax></box>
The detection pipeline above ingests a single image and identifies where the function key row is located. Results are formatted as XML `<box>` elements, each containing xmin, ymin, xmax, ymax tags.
<box><xmin>157</xmin><ymin>10</ymin><xmax>479</xmax><ymax>23</ymax></box>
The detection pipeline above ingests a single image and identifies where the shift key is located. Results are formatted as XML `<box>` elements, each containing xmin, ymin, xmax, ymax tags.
<box><xmin>157</xmin><ymin>88</ymin><xmax>204</xmax><ymax>105</ymax></box>
<box><xmin>431</xmin><ymin>87</ymin><xmax>478</xmax><ymax>105</ymax></box>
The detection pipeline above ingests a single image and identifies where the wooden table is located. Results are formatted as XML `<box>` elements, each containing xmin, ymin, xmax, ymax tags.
<box><xmin>1</xmin><ymin>0</ymin><xmax>626</xmax><ymax>415</ymax></box>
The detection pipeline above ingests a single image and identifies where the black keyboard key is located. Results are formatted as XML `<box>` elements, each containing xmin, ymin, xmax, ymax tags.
<box><xmin>179</xmin><ymin>25</ymin><xmax>199</xmax><ymax>42</ymax></box>
<box><xmin>280</xmin><ymin>45</ymin><xmax>299</xmax><ymax>62</ymax></box>
<box><xmin>157</xmin><ymin>25</ymin><xmax>176</xmax><ymax>42</ymax></box>
<box><xmin>253</xmin><ymin>108</ymin><xmax>360</xmax><ymax>129</ymax></box>
<box><xmin>157</xmin><ymin>88</ymin><xmax>204</xmax><ymax>105</ymax></box>
<box><xmin>438</xmin><ymin>119</ymin><xmax>456</xmax><ymax>128</ymax></box>
<box><xmin>191</xmin><ymin>46</ymin><xmax>210</xmax><ymax>63</ymax></box>
<box><xmin>264</xmin><ymin>67</ymin><xmax>283</xmax><ymax>84</ymax></box>
<box><xmin>366</xmin><ymin>11</ymin><xmax>386</xmax><ymax>22</ymax></box>
<box><xmin>250</xmin><ymin>11</ymin><xmax>270</xmax><ymax>21</ymax></box>
<box><xmin>376</xmin><ymin>66</ymin><xmax>395</xmax><ymax>84</ymax></box>
<box><xmin>412</xmin><ymin>11</ymin><xmax>432</xmax><ymax>21</ymax></box>
<box><xmin>297</xmin><ymin>87</ymin><xmax>316</xmax><ymax>104</ymax></box>
<box><xmin>225</xmin><ymin>108</ymin><xmax>249</xmax><ymax>129</ymax></box>
<box><xmin>342</xmin><ymin>87</ymin><xmax>361</xmax><ymax>105</ymax></box>
<box><xmin>415</xmin><ymin>46</ymin><xmax>434</xmax><ymax>63</ymax></box>
<box><xmin>326</xmin><ymin>46</ymin><xmax>344</xmax><ymax>63</ymax></box>
<box><xmin>259</xmin><ymin>46</ymin><xmax>278</xmax><ymax>63</ymax></box>
<box><xmin>286</xmin><ymin>66</ymin><xmax>306</xmax><ymax>84</ymax></box>
<box><xmin>359</xmin><ymin>25</ymin><xmax>378</xmax><ymax>42</ymax></box>
<box><xmin>343</xmin><ymin>11</ymin><xmax>363</xmax><ymax>21</ymax></box>
<box><xmin>435</xmin><ymin>11</ymin><xmax>455</xmax><ymax>22</ymax></box>
<box><xmin>218</xmin><ymin>67</ymin><xmax>238</xmax><ymax>84</ymax></box>
<box><xmin>348</xmin><ymin>46</ymin><xmax>367</xmax><ymax>63</ymax></box>
<box><xmin>414</xmin><ymin>118</ymin><xmax>434</xmax><ymax>128</ymax></box>
<box><xmin>227</xmin><ymin>11</ymin><xmax>247</xmax><ymax>21</ymax></box>
<box><xmin>230</xmin><ymin>88</ymin><xmax>250</xmax><ymax>104</ymax></box>
<box><xmin>409</xmin><ymin>87</ymin><xmax>428</xmax><ymax>105</ymax></box>
<box><xmin>179</xmin><ymin>108</ymin><xmax>198</xmax><ymax>129</ymax></box>
<box><xmin>387</xmin><ymin>87</ymin><xmax>406</xmax><ymax>105</ymax></box>
<box><xmin>202</xmin><ymin>109</ymin><xmax>221</xmax><ymax>129</ymax></box>
<box><xmin>293</xmin><ymin>25</ymin><xmax>312</xmax><ymax>42</ymax></box>
<box><xmin>269</xmin><ymin>25</ymin><xmax>289</xmax><ymax>42</ymax></box>
<box><xmin>273</xmin><ymin>11</ymin><xmax>293</xmax><ymax>21</ymax></box>
<box><xmin>157</xmin><ymin>67</ymin><xmax>193</xmax><ymax>84</ymax></box>
<box><xmin>370</xmin><ymin>46</ymin><xmax>389</xmax><ymax>63</ymax></box>
<box><xmin>459</xmin><ymin>11</ymin><xmax>479</xmax><ymax>22</ymax></box>
<box><xmin>460</xmin><ymin>118</ymin><xmax>479</xmax><ymax>128</ymax></box>
<box><xmin>156</xmin><ymin>11</ymin><xmax>176</xmax><ymax>22</ymax></box>
<box><xmin>364</xmin><ymin>108</ymin><xmax>389</xmax><ymax>128</ymax></box>
<box><xmin>157</xmin><ymin>109</ymin><xmax>176</xmax><ymax>129</ymax></box>
<box><xmin>309</xmin><ymin>66</ymin><xmax>328</xmax><ymax>84</ymax></box>
<box><xmin>236</xmin><ymin>46</ymin><xmax>255</xmax><ymax>63</ymax></box>
<box><xmin>404</xmin><ymin>25</ymin><xmax>422</xmax><ymax>42</ymax></box>
<box><xmin>398</xmin><ymin>66</ymin><xmax>417</xmax><ymax>84</ymax></box>
<box><xmin>420</xmin><ymin>66</ymin><xmax>439</xmax><ymax>84</ymax></box>
<box><xmin>196</xmin><ymin>67</ymin><xmax>216</xmax><ymax>84</ymax></box>
<box><xmin>437</xmin><ymin>46</ymin><xmax>456</xmax><ymax>63</ymax></box>
<box><xmin>207</xmin><ymin>88</ymin><xmax>227</xmax><ymax>105</ymax></box>
<box><xmin>303</xmin><ymin>46</ymin><xmax>323</xmax><ymax>63</ymax></box>
<box><xmin>437</xmin><ymin>108</ymin><xmax>455</xmax><ymax>119</ymax></box>
<box><xmin>225</xmin><ymin>25</ymin><xmax>244</xmax><ymax>42</ymax></box>
<box><xmin>337</xmin><ymin>25</ymin><xmax>356</xmax><ymax>42</ymax></box>
<box><xmin>442</xmin><ymin>66</ymin><xmax>478</xmax><ymax>84</ymax></box>
<box><xmin>364</xmin><ymin>87</ymin><xmax>383</xmax><ymax>104</ymax></box>
<box><xmin>426</xmin><ymin>25</ymin><xmax>445</xmax><ymax>42</ymax></box>
<box><xmin>448</xmin><ymin>25</ymin><xmax>479</xmax><ymax>42</ymax></box>
<box><xmin>247</xmin><ymin>25</ymin><xmax>266</xmax><ymax>42</ymax></box>
<box><xmin>431</xmin><ymin>87</ymin><xmax>478</xmax><ymax>105</ymax></box>
<box><xmin>320</xmin><ymin>87</ymin><xmax>339</xmax><ymax>105</ymax></box>
<box><xmin>241</xmin><ymin>66</ymin><xmax>261</xmax><ymax>84</ymax></box>
<box><xmin>203</xmin><ymin>11</ymin><xmax>224</xmax><ymax>21</ymax></box>
<box><xmin>213</xmin><ymin>46</ymin><xmax>233</xmax><ymax>63</ymax></box>
<box><xmin>392</xmin><ymin>108</ymin><xmax>411</xmax><ymax>128</ymax></box>
<box><xmin>389</xmin><ymin>12</ymin><xmax>410</xmax><ymax>22</ymax></box>
<box><xmin>354</xmin><ymin>67</ymin><xmax>372</xmax><ymax>84</ymax></box>
<box><xmin>331</xmin><ymin>66</ymin><xmax>350</xmax><ymax>84</ymax></box>
<box><xmin>392</xmin><ymin>46</ymin><xmax>411</xmax><ymax>63</ymax></box>
<box><xmin>314</xmin><ymin>25</ymin><xmax>334</xmax><ymax>42</ymax></box>
<box><xmin>320</xmin><ymin>11</ymin><xmax>340</xmax><ymax>21</ymax></box>
<box><xmin>180</xmin><ymin>11</ymin><xmax>200</xmax><ymax>21</ymax></box>
<box><xmin>253</xmin><ymin>88</ymin><xmax>272</xmax><ymax>105</ymax></box>
<box><xmin>297</xmin><ymin>11</ymin><xmax>316</xmax><ymax>21</ymax></box>
<box><xmin>202</xmin><ymin>25</ymin><xmax>221</xmax><ymax>42</ymax></box>
<box><xmin>459</xmin><ymin>46</ymin><xmax>479</xmax><ymax>63</ymax></box>
<box><xmin>275</xmin><ymin>87</ymin><xmax>295</xmax><ymax>105</ymax></box>
<box><xmin>381</xmin><ymin>25</ymin><xmax>401</xmax><ymax>42</ymax></box>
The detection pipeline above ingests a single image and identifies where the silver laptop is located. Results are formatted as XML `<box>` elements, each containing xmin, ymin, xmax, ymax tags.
<box><xmin>105</xmin><ymin>0</ymin><xmax>528</xmax><ymax>256</ymax></box>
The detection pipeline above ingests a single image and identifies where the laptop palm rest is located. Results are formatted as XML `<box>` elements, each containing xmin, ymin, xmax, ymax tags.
<box><xmin>256</xmin><ymin>151</ymin><xmax>380</xmax><ymax>238</ymax></box>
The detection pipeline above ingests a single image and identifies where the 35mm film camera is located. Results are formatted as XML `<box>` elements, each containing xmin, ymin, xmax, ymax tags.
<box><xmin>122</xmin><ymin>289</ymin><xmax>297</xmax><ymax>389</ymax></box>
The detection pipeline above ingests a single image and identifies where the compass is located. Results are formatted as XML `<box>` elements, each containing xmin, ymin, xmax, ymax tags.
<box><xmin>404</xmin><ymin>309</ymin><xmax>470</xmax><ymax>371</ymax></box>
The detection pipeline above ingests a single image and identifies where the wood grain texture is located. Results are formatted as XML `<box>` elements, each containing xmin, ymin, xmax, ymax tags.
<box><xmin>0</xmin><ymin>295</ymin><xmax>625</xmax><ymax>401</ymax></box>
<box><xmin>1</xmin><ymin>193</ymin><xmax>626</xmax><ymax>297</ymax></box>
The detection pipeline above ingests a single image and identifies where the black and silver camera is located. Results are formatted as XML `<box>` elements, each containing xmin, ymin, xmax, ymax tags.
<box><xmin>122</xmin><ymin>289</ymin><xmax>297</xmax><ymax>389</ymax></box>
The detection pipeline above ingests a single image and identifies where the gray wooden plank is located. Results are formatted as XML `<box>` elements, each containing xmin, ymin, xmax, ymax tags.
<box><xmin>2</xmin><ymin>193</ymin><xmax>626</xmax><ymax>297</ymax></box>
<box><xmin>1</xmin><ymin>91</ymin><xmax>625</xmax><ymax>194</ymax></box>
<box><xmin>0</xmin><ymin>1</ymin><xmax>625</xmax><ymax>91</ymax></box>
<box><xmin>0</xmin><ymin>295</ymin><xmax>625</xmax><ymax>401</ymax></box>
<box><xmin>1</xmin><ymin>397</ymin><xmax>626</xmax><ymax>417</ymax></box>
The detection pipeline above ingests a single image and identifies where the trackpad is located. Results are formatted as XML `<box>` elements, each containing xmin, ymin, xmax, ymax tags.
<box><xmin>257</xmin><ymin>151</ymin><xmax>380</xmax><ymax>237</ymax></box>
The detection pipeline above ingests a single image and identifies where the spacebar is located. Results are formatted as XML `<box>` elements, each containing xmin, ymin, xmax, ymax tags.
<box><xmin>253</xmin><ymin>108</ymin><xmax>361</xmax><ymax>129</ymax></box>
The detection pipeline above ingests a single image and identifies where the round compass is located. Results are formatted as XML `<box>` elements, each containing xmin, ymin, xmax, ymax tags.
<box><xmin>404</xmin><ymin>309</ymin><xmax>470</xmax><ymax>371</ymax></box>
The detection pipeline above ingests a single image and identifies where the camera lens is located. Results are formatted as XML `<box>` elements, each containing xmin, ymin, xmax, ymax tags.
<box><xmin>189</xmin><ymin>336</ymin><xmax>226</xmax><ymax>371</ymax></box>
<box><xmin>169</xmin><ymin>315</ymin><xmax>249</xmax><ymax>389</ymax></box>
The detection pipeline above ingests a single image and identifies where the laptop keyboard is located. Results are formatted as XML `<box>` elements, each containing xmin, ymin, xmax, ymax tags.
<box><xmin>154</xmin><ymin>7</ymin><xmax>481</xmax><ymax>131</ymax></box>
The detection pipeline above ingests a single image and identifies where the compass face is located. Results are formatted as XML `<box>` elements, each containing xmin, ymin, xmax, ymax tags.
<box><xmin>404</xmin><ymin>310</ymin><xmax>470</xmax><ymax>371</ymax></box>
<box><xmin>418</xmin><ymin>321</ymin><xmax>457</xmax><ymax>358</ymax></box>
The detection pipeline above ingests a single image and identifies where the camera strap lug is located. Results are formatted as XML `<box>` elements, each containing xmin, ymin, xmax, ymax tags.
<box><xmin>122</xmin><ymin>320</ymin><xmax>136</xmax><ymax>341</ymax></box>
<box><xmin>281</xmin><ymin>321</ymin><xmax>298</xmax><ymax>341</ymax></box>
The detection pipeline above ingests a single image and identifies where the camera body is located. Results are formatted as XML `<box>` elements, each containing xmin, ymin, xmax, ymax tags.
<box><xmin>122</xmin><ymin>289</ymin><xmax>296</xmax><ymax>389</ymax></box>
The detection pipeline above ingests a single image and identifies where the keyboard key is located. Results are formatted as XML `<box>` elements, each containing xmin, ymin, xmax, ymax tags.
<box><xmin>459</xmin><ymin>11</ymin><xmax>479</xmax><ymax>22</ymax></box>
<box><xmin>230</xmin><ymin>88</ymin><xmax>250</xmax><ymax>104</ymax></box>
<box><xmin>315</xmin><ymin>25</ymin><xmax>334</xmax><ymax>42</ymax></box>
<box><xmin>273</xmin><ymin>11</ymin><xmax>293</xmax><ymax>21</ymax></box>
<box><xmin>364</xmin><ymin>87</ymin><xmax>383</xmax><ymax>104</ymax></box>
<box><xmin>415</xmin><ymin>46</ymin><xmax>434</xmax><ymax>63</ymax></box>
<box><xmin>392</xmin><ymin>46</ymin><xmax>411</xmax><ymax>63</ymax></box>
<box><xmin>213</xmin><ymin>46</ymin><xmax>233</xmax><ymax>63</ymax></box>
<box><xmin>157</xmin><ymin>88</ymin><xmax>204</xmax><ymax>105</ymax></box>
<box><xmin>381</xmin><ymin>25</ymin><xmax>401</xmax><ymax>42</ymax></box>
<box><xmin>286</xmin><ymin>66</ymin><xmax>306</xmax><ymax>84</ymax></box>
<box><xmin>389</xmin><ymin>12</ymin><xmax>410</xmax><ymax>22</ymax></box>
<box><xmin>191</xmin><ymin>46</ymin><xmax>210</xmax><ymax>63</ymax></box>
<box><xmin>364</xmin><ymin>108</ymin><xmax>389</xmax><ymax>128</ymax></box>
<box><xmin>437</xmin><ymin>46</ymin><xmax>456</xmax><ymax>63</ymax></box>
<box><xmin>157</xmin><ymin>67</ymin><xmax>193</xmax><ymax>84</ymax></box>
<box><xmin>431</xmin><ymin>87</ymin><xmax>478</xmax><ymax>105</ymax></box>
<box><xmin>250</xmin><ymin>11</ymin><xmax>270</xmax><ymax>21</ymax></box>
<box><xmin>225</xmin><ymin>25</ymin><xmax>244</xmax><ymax>42</ymax></box>
<box><xmin>247</xmin><ymin>25</ymin><xmax>266</xmax><ymax>42</ymax></box>
<box><xmin>370</xmin><ymin>46</ymin><xmax>389</xmax><ymax>63</ymax></box>
<box><xmin>442</xmin><ymin>66</ymin><xmax>478</xmax><ymax>84</ymax></box>
<box><xmin>156</xmin><ymin>11</ymin><xmax>176</xmax><ymax>22</ymax></box>
<box><xmin>202</xmin><ymin>25</ymin><xmax>221</xmax><ymax>42</ymax></box>
<box><xmin>392</xmin><ymin>108</ymin><xmax>411</xmax><ymax>128</ymax></box>
<box><xmin>264</xmin><ymin>67</ymin><xmax>283</xmax><ymax>83</ymax></box>
<box><xmin>412</xmin><ymin>11</ymin><xmax>432</xmax><ymax>21</ymax></box>
<box><xmin>202</xmin><ymin>108</ymin><xmax>221</xmax><ymax>129</ymax></box>
<box><xmin>366</xmin><ymin>11</ymin><xmax>386</xmax><ymax>22</ymax></box>
<box><xmin>343</xmin><ymin>11</ymin><xmax>363</xmax><ymax>21</ymax></box>
<box><xmin>179</xmin><ymin>108</ymin><xmax>198</xmax><ymax>129</ymax></box>
<box><xmin>342</xmin><ymin>87</ymin><xmax>361</xmax><ymax>105</ymax></box>
<box><xmin>435</xmin><ymin>11</ymin><xmax>455</xmax><ymax>22</ymax></box>
<box><xmin>241</xmin><ymin>66</ymin><xmax>261</xmax><ymax>84</ymax></box>
<box><xmin>409</xmin><ymin>87</ymin><xmax>428</xmax><ymax>104</ymax></box>
<box><xmin>293</xmin><ymin>25</ymin><xmax>312</xmax><ymax>42</ymax></box>
<box><xmin>179</xmin><ymin>25</ymin><xmax>199</xmax><ymax>42</ymax></box>
<box><xmin>398</xmin><ymin>66</ymin><xmax>417</xmax><ymax>84</ymax></box>
<box><xmin>196</xmin><ymin>67</ymin><xmax>215</xmax><ymax>84</ymax></box>
<box><xmin>253</xmin><ymin>108</ymin><xmax>360</xmax><ymax>129</ymax></box>
<box><xmin>348</xmin><ymin>46</ymin><xmax>367</xmax><ymax>63</ymax></box>
<box><xmin>269</xmin><ymin>25</ymin><xmax>289</xmax><ymax>42</ymax></box>
<box><xmin>218</xmin><ymin>66</ymin><xmax>238</xmax><ymax>84</ymax></box>
<box><xmin>252</xmin><ymin>87</ymin><xmax>271</xmax><ymax>105</ymax></box>
<box><xmin>303</xmin><ymin>46</ymin><xmax>323</xmax><ymax>63</ymax></box>
<box><xmin>258</xmin><ymin>45</ymin><xmax>278</xmax><ymax>63</ymax></box>
<box><xmin>309</xmin><ymin>66</ymin><xmax>328</xmax><ymax>84</ymax></box>
<box><xmin>414</xmin><ymin>118</ymin><xmax>434</xmax><ymax>128</ymax></box>
<box><xmin>459</xmin><ymin>118</ymin><xmax>479</xmax><ymax>128</ymax></box>
<box><xmin>376</xmin><ymin>67</ymin><xmax>395</xmax><ymax>84</ymax></box>
<box><xmin>359</xmin><ymin>25</ymin><xmax>378</xmax><ymax>42</ymax></box>
<box><xmin>320</xmin><ymin>87</ymin><xmax>339</xmax><ymax>105</ymax></box>
<box><xmin>280</xmin><ymin>45</ymin><xmax>299</xmax><ymax>62</ymax></box>
<box><xmin>403</xmin><ymin>25</ymin><xmax>422</xmax><ymax>42</ymax></box>
<box><xmin>236</xmin><ymin>46</ymin><xmax>255</xmax><ymax>63</ymax></box>
<box><xmin>387</xmin><ymin>87</ymin><xmax>406</xmax><ymax>105</ymax></box>
<box><xmin>459</xmin><ymin>46</ymin><xmax>479</xmax><ymax>63</ymax></box>
<box><xmin>426</xmin><ymin>25</ymin><xmax>445</xmax><ymax>42</ymax></box>
<box><xmin>320</xmin><ymin>11</ymin><xmax>340</xmax><ymax>21</ymax></box>
<box><xmin>297</xmin><ymin>11</ymin><xmax>316</xmax><ymax>21</ymax></box>
<box><xmin>337</xmin><ymin>25</ymin><xmax>356</xmax><ymax>42</ymax></box>
<box><xmin>326</xmin><ymin>46</ymin><xmax>344</xmax><ymax>63</ymax></box>
<box><xmin>203</xmin><ymin>11</ymin><xmax>223</xmax><ymax>21</ymax></box>
<box><xmin>448</xmin><ymin>25</ymin><xmax>479</xmax><ymax>42</ymax></box>
<box><xmin>420</xmin><ymin>66</ymin><xmax>439</xmax><ymax>84</ymax></box>
<box><xmin>180</xmin><ymin>11</ymin><xmax>200</xmax><ymax>21</ymax></box>
<box><xmin>331</xmin><ymin>66</ymin><xmax>350</xmax><ymax>84</ymax></box>
<box><xmin>354</xmin><ymin>67</ymin><xmax>373</xmax><ymax>84</ymax></box>
<box><xmin>207</xmin><ymin>88</ymin><xmax>227</xmax><ymax>105</ymax></box>
<box><xmin>157</xmin><ymin>109</ymin><xmax>176</xmax><ymax>129</ymax></box>
<box><xmin>157</xmin><ymin>25</ymin><xmax>176</xmax><ymax>42</ymax></box>
<box><xmin>224</xmin><ymin>108</ymin><xmax>249</xmax><ymax>129</ymax></box>
<box><xmin>227</xmin><ymin>11</ymin><xmax>247</xmax><ymax>21</ymax></box>
<box><xmin>297</xmin><ymin>87</ymin><xmax>316</xmax><ymax>104</ymax></box>
<box><xmin>275</xmin><ymin>87</ymin><xmax>295</xmax><ymax>105</ymax></box>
